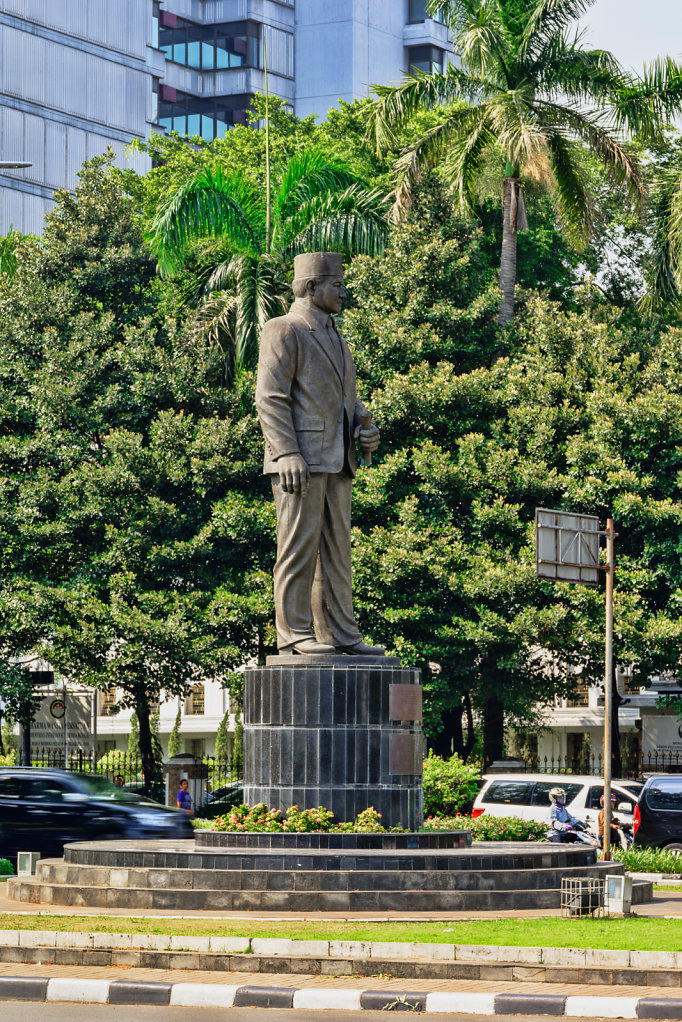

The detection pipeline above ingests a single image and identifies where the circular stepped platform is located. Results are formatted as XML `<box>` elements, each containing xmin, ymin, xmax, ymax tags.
<box><xmin>6</xmin><ymin>836</ymin><xmax>653</xmax><ymax>913</ymax></box>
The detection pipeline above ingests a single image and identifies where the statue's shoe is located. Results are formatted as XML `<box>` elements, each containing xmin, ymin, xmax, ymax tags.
<box><xmin>337</xmin><ymin>641</ymin><xmax>386</xmax><ymax>656</ymax></box>
<box><xmin>287</xmin><ymin>639</ymin><xmax>337</xmax><ymax>655</ymax></box>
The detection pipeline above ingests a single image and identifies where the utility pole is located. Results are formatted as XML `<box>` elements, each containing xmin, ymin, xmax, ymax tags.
<box><xmin>602</xmin><ymin>518</ymin><xmax>615</xmax><ymax>860</ymax></box>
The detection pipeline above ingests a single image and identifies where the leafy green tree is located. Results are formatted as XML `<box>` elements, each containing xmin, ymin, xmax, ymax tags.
<box><xmin>167</xmin><ymin>703</ymin><xmax>183</xmax><ymax>758</ymax></box>
<box><xmin>0</xmin><ymin>663</ymin><xmax>42</xmax><ymax>764</ymax></box>
<box><xmin>214</xmin><ymin>708</ymin><xmax>231</xmax><ymax>762</ymax></box>
<box><xmin>345</xmin><ymin>180</ymin><xmax>682</xmax><ymax>766</ymax></box>
<box><xmin>231</xmin><ymin>712</ymin><xmax>244</xmax><ymax>779</ymax></box>
<box><xmin>0</xmin><ymin>153</ymin><xmax>276</xmax><ymax>794</ymax></box>
<box><xmin>127</xmin><ymin>712</ymin><xmax>140</xmax><ymax>760</ymax></box>
<box><xmin>146</xmin><ymin>150</ymin><xmax>389</xmax><ymax>379</ymax></box>
<box><xmin>366</xmin><ymin>0</ymin><xmax>666</xmax><ymax>323</ymax></box>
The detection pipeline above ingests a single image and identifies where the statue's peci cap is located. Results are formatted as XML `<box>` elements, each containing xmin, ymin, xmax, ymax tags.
<box><xmin>293</xmin><ymin>252</ymin><xmax>344</xmax><ymax>281</ymax></box>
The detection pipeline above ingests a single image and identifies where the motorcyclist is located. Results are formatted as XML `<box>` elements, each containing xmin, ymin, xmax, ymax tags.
<box><xmin>598</xmin><ymin>793</ymin><xmax>629</xmax><ymax>852</ymax></box>
<box><xmin>546</xmin><ymin>786</ymin><xmax>583</xmax><ymax>842</ymax></box>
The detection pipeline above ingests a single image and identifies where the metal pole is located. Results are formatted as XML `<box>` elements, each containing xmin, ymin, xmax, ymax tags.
<box><xmin>603</xmin><ymin>517</ymin><xmax>615</xmax><ymax>860</ymax></box>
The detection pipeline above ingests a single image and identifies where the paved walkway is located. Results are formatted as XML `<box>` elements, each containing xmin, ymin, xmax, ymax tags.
<box><xmin>0</xmin><ymin>960</ymin><xmax>678</xmax><ymax>1002</ymax></box>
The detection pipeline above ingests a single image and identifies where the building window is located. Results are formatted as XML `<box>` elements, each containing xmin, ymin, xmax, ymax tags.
<box><xmin>185</xmin><ymin>684</ymin><xmax>205</xmax><ymax>715</ymax></box>
<box><xmin>159</xmin><ymin>88</ymin><xmax>253</xmax><ymax>140</ymax></box>
<box><xmin>408</xmin><ymin>0</ymin><xmax>445</xmax><ymax>24</ymax></box>
<box><xmin>152</xmin><ymin>1</ymin><xmax>160</xmax><ymax>49</ymax></box>
<box><xmin>100</xmin><ymin>687</ymin><xmax>118</xmax><ymax>715</ymax></box>
<box><xmin>151</xmin><ymin>79</ymin><xmax>159</xmax><ymax>124</ymax></box>
<box><xmin>159</xmin><ymin>17</ymin><xmax>261</xmax><ymax>71</ymax></box>
<box><xmin>407</xmin><ymin>45</ymin><xmax>445</xmax><ymax>74</ymax></box>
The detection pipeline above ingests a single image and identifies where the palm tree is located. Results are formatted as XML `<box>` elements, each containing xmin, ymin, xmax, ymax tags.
<box><xmin>146</xmin><ymin>150</ymin><xmax>389</xmax><ymax>378</ymax></box>
<box><xmin>367</xmin><ymin>0</ymin><xmax>665</xmax><ymax>323</ymax></box>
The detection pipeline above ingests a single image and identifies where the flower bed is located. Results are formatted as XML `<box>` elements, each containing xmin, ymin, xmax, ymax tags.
<box><xmin>209</xmin><ymin>803</ymin><xmax>395</xmax><ymax>833</ymax></box>
<box><xmin>204</xmin><ymin>803</ymin><xmax>545</xmax><ymax>841</ymax></box>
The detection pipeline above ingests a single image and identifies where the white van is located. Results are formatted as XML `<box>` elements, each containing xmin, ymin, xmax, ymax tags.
<box><xmin>472</xmin><ymin>774</ymin><xmax>643</xmax><ymax>830</ymax></box>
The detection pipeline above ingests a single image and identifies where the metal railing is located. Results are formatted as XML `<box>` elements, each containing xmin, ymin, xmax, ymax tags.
<box><xmin>520</xmin><ymin>749</ymin><xmax>682</xmax><ymax>778</ymax></box>
<box><xmin>27</xmin><ymin>748</ymin><xmax>239</xmax><ymax>805</ymax></box>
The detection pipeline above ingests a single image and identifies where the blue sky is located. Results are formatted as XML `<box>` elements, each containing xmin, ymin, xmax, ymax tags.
<box><xmin>578</xmin><ymin>0</ymin><xmax>681</xmax><ymax>71</ymax></box>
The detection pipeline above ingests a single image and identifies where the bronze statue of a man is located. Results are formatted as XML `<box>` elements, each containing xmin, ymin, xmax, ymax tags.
<box><xmin>255</xmin><ymin>252</ymin><xmax>384</xmax><ymax>656</ymax></box>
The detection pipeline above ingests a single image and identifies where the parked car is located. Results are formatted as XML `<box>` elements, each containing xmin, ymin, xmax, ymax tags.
<box><xmin>0</xmin><ymin>767</ymin><xmax>194</xmax><ymax>862</ymax></box>
<box><xmin>472</xmin><ymin>773</ymin><xmax>642</xmax><ymax>830</ymax></box>
<box><xmin>197</xmin><ymin>780</ymin><xmax>244</xmax><ymax>819</ymax></box>
<box><xmin>633</xmin><ymin>774</ymin><xmax>682</xmax><ymax>850</ymax></box>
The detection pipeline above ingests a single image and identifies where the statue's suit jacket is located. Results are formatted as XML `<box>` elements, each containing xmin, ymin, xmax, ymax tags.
<box><xmin>255</xmin><ymin>300</ymin><xmax>368</xmax><ymax>476</ymax></box>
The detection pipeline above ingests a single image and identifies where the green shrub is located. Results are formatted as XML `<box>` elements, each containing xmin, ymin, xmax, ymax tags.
<box><xmin>422</xmin><ymin>753</ymin><xmax>481</xmax><ymax>817</ymax></box>
<box><xmin>614</xmin><ymin>847</ymin><xmax>682</xmax><ymax>874</ymax></box>
<box><xmin>210</xmin><ymin>803</ymin><xmax>392</xmax><ymax>833</ymax></box>
<box><xmin>0</xmin><ymin>751</ymin><xmax>16</xmax><ymax>767</ymax></box>
<box><xmin>0</xmin><ymin>858</ymin><xmax>14</xmax><ymax>876</ymax></box>
<box><xmin>424</xmin><ymin>813</ymin><xmax>546</xmax><ymax>842</ymax></box>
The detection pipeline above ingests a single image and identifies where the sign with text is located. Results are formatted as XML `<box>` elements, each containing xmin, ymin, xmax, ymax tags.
<box><xmin>31</xmin><ymin>690</ymin><xmax>93</xmax><ymax>752</ymax></box>
<box><xmin>536</xmin><ymin>508</ymin><xmax>600</xmax><ymax>585</ymax></box>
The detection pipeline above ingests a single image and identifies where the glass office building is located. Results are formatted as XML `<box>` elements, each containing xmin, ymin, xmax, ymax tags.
<box><xmin>0</xmin><ymin>0</ymin><xmax>454</xmax><ymax>231</ymax></box>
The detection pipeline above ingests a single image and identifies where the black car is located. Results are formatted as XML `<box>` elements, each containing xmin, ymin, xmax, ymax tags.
<box><xmin>197</xmin><ymin>780</ymin><xmax>244</xmax><ymax>819</ymax></box>
<box><xmin>634</xmin><ymin>774</ymin><xmax>682</xmax><ymax>850</ymax></box>
<box><xmin>0</xmin><ymin>768</ymin><xmax>194</xmax><ymax>861</ymax></box>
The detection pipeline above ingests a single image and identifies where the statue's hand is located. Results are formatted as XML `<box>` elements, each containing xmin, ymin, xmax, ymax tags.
<box><xmin>277</xmin><ymin>454</ymin><xmax>310</xmax><ymax>496</ymax></box>
<box><xmin>356</xmin><ymin>421</ymin><xmax>380</xmax><ymax>455</ymax></box>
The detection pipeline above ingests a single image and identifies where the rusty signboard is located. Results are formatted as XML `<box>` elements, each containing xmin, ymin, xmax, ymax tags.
<box><xmin>389</xmin><ymin>684</ymin><xmax>423</xmax><ymax>722</ymax></box>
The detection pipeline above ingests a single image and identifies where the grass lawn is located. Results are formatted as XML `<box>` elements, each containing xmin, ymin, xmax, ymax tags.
<box><xmin>0</xmin><ymin>914</ymin><xmax>681</xmax><ymax>950</ymax></box>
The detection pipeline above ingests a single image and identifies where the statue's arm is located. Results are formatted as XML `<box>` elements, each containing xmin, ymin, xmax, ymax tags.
<box><xmin>353</xmin><ymin>399</ymin><xmax>380</xmax><ymax>454</ymax></box>
<box><xmin>255</xmin><ymin>320</ymin><xmax>300</xmax><ymax>461</ymax></box>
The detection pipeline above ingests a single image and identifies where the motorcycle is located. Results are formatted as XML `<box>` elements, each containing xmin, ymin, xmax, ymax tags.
<box><xmin>546</xmin><ymin>819</ymin><xmax>600</xmax><ymax>847</ymax></box>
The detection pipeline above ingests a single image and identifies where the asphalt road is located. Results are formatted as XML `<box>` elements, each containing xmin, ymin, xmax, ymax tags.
<box><xmin>0</xmin><ymin>1006</ymin><xmax>611</xmax><ymax>1022</ymax></box>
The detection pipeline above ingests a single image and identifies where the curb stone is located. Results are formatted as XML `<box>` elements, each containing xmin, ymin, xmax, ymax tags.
<box><xmin>1</xmin><ymin>978</ymin><xmax>682</xmax><ymax>1016</ymax></box>
<box><xmin>0</xmin><ymin>930</ymin><xmax>675</xmax><ymax>969</ymax></box>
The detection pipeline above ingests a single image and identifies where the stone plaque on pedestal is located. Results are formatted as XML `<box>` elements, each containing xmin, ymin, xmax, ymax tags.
<box><xmin>243</xmin><ymin>656</ymin><xmax>423</xmax><ymax>831</ymax></box>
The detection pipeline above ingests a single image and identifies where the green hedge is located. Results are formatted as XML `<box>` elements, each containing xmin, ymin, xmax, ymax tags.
<box><xmin>0</xmin><ymin>859</ymin><xmax>14</xmax><ymax>876</ymax></box>
<box><xmin>424</xmin><ymin>814</ymin><xmax>547</xmax><ymax>842</ymax></box>
<box><xmin>613</xmin><ymin>847</ymin><xmax>682</xmax><ymax>874</ymax></box>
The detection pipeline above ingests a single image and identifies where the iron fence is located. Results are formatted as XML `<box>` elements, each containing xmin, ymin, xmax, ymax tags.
<box><xmin>27</xmin><ymin>748</ymin><xmax>238</xmax><ymax>805</ymax></box>
<box><xmin>521</xmin><ymin>750</ymin><xmax>682</xmax><ymax>778</ymax></box>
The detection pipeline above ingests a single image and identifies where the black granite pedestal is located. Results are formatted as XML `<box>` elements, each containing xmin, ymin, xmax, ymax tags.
<box><xmin>243</xmin><ymin>655</ymin><xmax>423</xmax><ymax>830</ymax></box>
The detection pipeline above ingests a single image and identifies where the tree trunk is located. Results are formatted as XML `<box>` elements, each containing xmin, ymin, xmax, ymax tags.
<box><xmin>20</xmin><ymin>721</ymin><xmax>31</xmax><ymax>766</ymax></box>
<box><xmin>483</xmin><ymin>695</ymin><xmax>505</xmax><ymax>768</ymax></box>
<box><xmin>498</xmin><ymin>177</ymin><xmax>520</xmax><ymax>324</ymax></box>
<box><xmin>462</xmin><ymin>689</ymin><xmax>476</xmax><ymax>762</ymax></box>
<box><xmin>431</xmin><ymin>705</ymin><xmax>462</xmax><ymax>758</ymax></box>
<box><xmin>135</xmin><ymin>690</ymin><xmax>156</xmax><ymax>797</ymax></box>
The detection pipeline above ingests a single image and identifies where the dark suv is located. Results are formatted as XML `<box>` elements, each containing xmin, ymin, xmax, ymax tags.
<box><xmin>0</xmin><ymin>768</ymin><xmax>193</xmax><ymax>861</ymax></box>
<box><xmin>634</xmin><ymin>775</ymin><xmax>682</xmax><ymax>850</ymax></box>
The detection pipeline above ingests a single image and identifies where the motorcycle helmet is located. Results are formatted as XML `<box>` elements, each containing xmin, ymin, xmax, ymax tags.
<box><xmin>600</xmin><ymin>793</ymin><xmax>617</xmax><ymax>806</ymax></box>
<box><xmin>549</xmin><ymin>787</ymin><xmax>566</xmax><ymax>804</ymax></box>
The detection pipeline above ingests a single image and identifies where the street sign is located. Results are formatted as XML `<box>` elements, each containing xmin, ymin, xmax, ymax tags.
<box><xmin>535</xmin><ymin>508</ymin><xmax>600</xmax><ymax>585</ymax></box>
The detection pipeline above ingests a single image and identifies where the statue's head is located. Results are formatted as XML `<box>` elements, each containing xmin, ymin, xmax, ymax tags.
<box><xmin>292</xmin><ymin>252</ymin><xmax>346</xmax><ymax>315</ymax></box>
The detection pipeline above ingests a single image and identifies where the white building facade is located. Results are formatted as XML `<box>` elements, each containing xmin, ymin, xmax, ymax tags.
<box><xmin>523</xmin><ymin>674</ymin><xmax>682</xmax><ymax>777</ymax></box>
<box><xmin>96</xmin><ymin>679</ymin><xmax>235</xmax><ymax>761</ymax></box>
